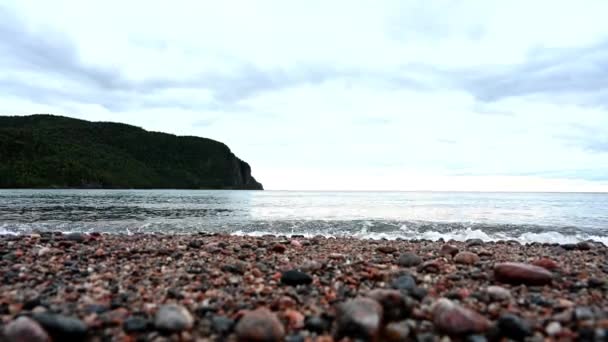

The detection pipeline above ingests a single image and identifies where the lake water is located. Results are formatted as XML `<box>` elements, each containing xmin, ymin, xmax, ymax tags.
<box><xmin>0</xmin><ymin>190</ymin><xmax>607</xmax><ymax>243</ymax></box>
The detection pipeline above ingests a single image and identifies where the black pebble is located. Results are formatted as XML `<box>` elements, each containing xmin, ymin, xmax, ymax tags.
<box><xmin>497</xmin><ymin>314</ymin><xmax>532</xmax><ymax>341</ymax></box>
<box><xmin>32</xmin><ymin>313</ymin><xmax>88</xmax><ymax>341</ymax></box>
<box><xmin>281</xmin><ymin>270</ymin><xmax>313</xmax><ymax>286</ymax></box>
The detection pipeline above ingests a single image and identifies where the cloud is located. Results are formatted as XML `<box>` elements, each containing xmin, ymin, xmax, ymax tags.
<box><xmin>462</xmin><ymin>40</ymin><xmax>608</xmax><ymax>105</ymax></box>
<box><xmin>2</xmin><ymin>0</ymin><xmax>608</xmax><ymax>191</ymax></box>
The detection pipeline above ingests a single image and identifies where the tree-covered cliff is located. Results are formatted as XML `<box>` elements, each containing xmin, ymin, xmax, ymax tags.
<box><xmin>0</xmin><ymin>115</ymin><xmax>263</xmax><ymax>189</ymax></box>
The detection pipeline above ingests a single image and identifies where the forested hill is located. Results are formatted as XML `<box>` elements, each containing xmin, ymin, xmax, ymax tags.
<box><xmin>0</xmin><ymin>115</ymin><xmax>263</xmax><ymax>190</ymax></box>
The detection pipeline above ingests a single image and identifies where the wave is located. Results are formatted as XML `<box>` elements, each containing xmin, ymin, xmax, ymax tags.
<box><xmin>2</xmin><ymin>219</ymin><xmax>607</xmax><ymax>244</ymax></box>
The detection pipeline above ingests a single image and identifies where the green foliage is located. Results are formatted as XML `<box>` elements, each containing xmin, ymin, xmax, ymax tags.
<box><xmin>0</xmin><ymin>115</ymin><xmax>263</xmax><ymax>189</ymax></box>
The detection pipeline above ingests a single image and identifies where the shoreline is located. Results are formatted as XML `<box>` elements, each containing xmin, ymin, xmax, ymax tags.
<box><xmin>1</xmin><ymin>233</ymin><xmax>607</xmax><ymax>341</ymax></box>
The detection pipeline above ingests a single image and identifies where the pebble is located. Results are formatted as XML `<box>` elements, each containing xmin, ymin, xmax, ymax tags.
<box><xmin>235</xmin><ymin>308</ymin><xmax>285</xmax><ymax>342</ymax></box>
<box><xmin>453</xmin><ymin>251</ymin><xmax>480</xmax><ymax>265</ymax></box>
<box><xmin>466</xmin><ymin>239</ymin><xmax>484</xmax><ymax>247</ymax></box>
<box><xmin>532</xmin><ymin>257</ymin><xmax>559</xmax><ymax>270</ymax></box>
<box><xmin>65</xmin><ymin>232</ymin><xmax>86</xmax><ymax>242</ymax></box>
<box><xmin>391</xmin><ymin>274</ymin><xmax>417</xmax><ymax>292</ymax></box>
<box><xmin>123</xmin><ymin>316</ymin><xmax>149</xmax><ymax>333</ymax></box>
<box><xmin>284</xmin><ymin>309</ymin><xmax>305</xmax><ymax>329</ymax></box>
<box><xmin>486</xmin><ymin>285</ymin><xmax>511</xmax><ymax>301</ymax></box>
<box><xmin>494</xmin><ymin>262</ymin><xmax>553</xmax><ymax>285</ymax></box>
<box><xmin>367</xmin><ymin>289</ymin><xmax>412</xmax><ymax>322</ymax></box>
<box><xmin>383</xmin><ymin>321</ymin><xmax>411</xmax><ymax>341</ymax></box>
<box><xmin>4</xmin><ymin>316</ymin><xmax>50</xmax><ymax>342</ymax></box>
<box><xmin>304</xmin><ymin>315</ymin><xmax>330</xmax><ymax>334</ymax></box>
<box><xmin>377</xmin><ymin>246</ymin><xmax>397</xmax><ymax>254</ymax></box>
<box><xmin>280</xmin><ymin>270</ymin><xmax>313</xmax><ymax>286</ymax></box>
<box><xmin>397</xmin><ymin>252</ymin><xmax>422</xmax><ymax>267</ymax></box>
<box><xmin>31</xmin><ymin>313</ymin><xmax>88</xmax><ymax>341</ymax></box>
<box><xmin>272</xmin><ymin>244</ymin><xmax>286</xmax><ymax>253</ymax></box>
<box><xmin>210</xmin><ymin>315</ymin><xmax>235</xmax><ymax>335</ymax></box>
<box><xmin>154</xmin><ymin>304</ymin><xmax>194</xmax><ymax>333</ymax></box>
<box><xmin>575</xmin><ymin>306</ymin><xmax>595</xmax><ymax>321</ymax></box>
<box><xmin>497</xmin><ymin>314</ymin><xmax>532</xmax><ymax>341</ymax></box>
<box><xmin>432</xmin><ymin>298</ymin><xmax>490</xmax><ymax>335</ymax></box>
<box><xmin>334</xmin><ymin>297</ymin><xmax>383</xmax><ymax>340</ymax></box>
<box><xmin>546</xmin><ymin>321</ymin><xmax>562</xmax><ymax>336</ymax></box>
<box><xmin>440</xmin><ymin>244</ymin><xmax>459</xmax><ymax>257</ymax></box>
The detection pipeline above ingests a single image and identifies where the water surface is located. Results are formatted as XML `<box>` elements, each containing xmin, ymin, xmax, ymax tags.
<box><xmin>1</xmin><ymin>190</ymin><xmax>606</xmax><ymax>243</ymax></box>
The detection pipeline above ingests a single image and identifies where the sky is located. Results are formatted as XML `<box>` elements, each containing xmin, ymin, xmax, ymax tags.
<box><xmin>1</xmin><ymin>1</ymin><xmax>608</xmax><ymax>192</ymax></box>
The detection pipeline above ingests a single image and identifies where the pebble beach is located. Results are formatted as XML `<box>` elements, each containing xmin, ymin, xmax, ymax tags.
<box><xmin>1</xmin><ymin>232</ymin><xmax>607</xmax><ymax>341</ymax></box>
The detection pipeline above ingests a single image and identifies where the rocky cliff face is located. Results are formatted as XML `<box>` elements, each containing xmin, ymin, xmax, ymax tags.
<box><xmin>0</xmin><ymin>114</ymin><xmax>264</xmax><ymax>190</ymax></box>
<box><xmin>231</xmin><ymin>158</ymin><xmax>264</xmax><ymax>190</ymax></box>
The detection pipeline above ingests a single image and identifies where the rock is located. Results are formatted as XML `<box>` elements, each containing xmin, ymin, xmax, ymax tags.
<box><xmin>367</xmin><ymin>289</ymin><xmax>412</xmax><ymax>322</ymax></box>
<box><xmin>4</xmin><ymin>316</ymin><xmax>50</xmax><ymax>342</ymax></box>
<box><xmin>284</xmin><ymin>334</ymin><xmax>305</xmax><ymax>342</ymax></box>
<box><xmin>272</xmin><ymin>244</ymin><xmax>286</xmax><ymax>253</ymax></box>
<box><xmin>397</xmin><ymin>253</ymin><xmax>422</xmax><ymax>267</ymax></box>
<box><xmin>453</xmin><ymin>252</ymin><xmax>480</xmax><ymax>265</ymax></box>
<box><xmin>418</xmin><ymin>260</ymin><xmax>441</xmax><ymax>273</ymax></box>
<box><xmin>383</xmin><ymin>321</ymin><xmax>410</xmax><ymax>341</ymax></box>
<box><xmin>31</xmin><ymin>313</ymin><xmax>88</xmax><ymax>341</ymax></box>
<box><xmin>123</xmin><ymin>316</ymin><xmax>149</xmax><ymax>333</ymax></box>
<box><xmin>576</xmin><ymin>241</ymin><xmax>593</xmax><ymax>250</ymax></box>
<box><xmin>211</xmin><ymin>315</ymin><xmax>235</xmax><ymax>335</ymax></box>
<box><xmin>546</xmin><ymin>321</ymin><xmax>562</xmax><ymax>336</ymax></box>
<box><xmin>37</xmin><ymin>247</ymin><xmax>52</xmax><ymax>257</ymax></box>
<box><xmin>377</xmin><ymin>246</ymin><xmax>397</xmax><ymax>254</ymax></box>
<box><xmin>440</xmin><ymin>244</ymin><xmax>459</xmax><ymax>257</ymax></box>
<box><xmin>304</xmin><ymin>316</ymin><xmax>330</xmax><ymax>334</ymax></box>
<box><xmin>465</xmin><ymin>335</ymin><xmax>488</xmax><ymax>342</ymax></box>
<box><xmin>334</xmin><ymin>297</ymin><xmax>383</xmax><ymax>341</ymax></box>
<box><xmin>284</xmin><ymin>309</ymin><xmax>305</xmax><ymax>329</ymax></box>
<box><xmin>497</xmin><ymin>314</ymin><xmax>532</xmax><ymax>341</ymax></box>
<box><xmin>486</xmin><ymin>286</ymin><xmax>511</xmax><ymax>301</ymax></box>
<box><xmin>532</xmin><ymin>258</ymin><xmax>559</xmax><ymax>270</ymax></box>
<box><xmin>432</xmin><ymin>298</ymin><xmax>490</xmax><ymax>335</ymax></box>
<box><xmin>280</xmin><ymin>270</ymin><xmax>313</xmax><ymax>286</ymax></box>
<box><xmin>588</xmin><ymin>277</ymin><xmax>605</xmax><ymax>288</ymax></box>
<box><xmin>65</xmin><ymin>232</ymin><xmax>87</xmax><ymax>242</ymax></box>
<box><xmin>391</xmin><ymin>274</ymin><xmax>417</xmax><ymax>292</ymax></box>
<box><xmin>466</xmin><ymin>239</ymin><xmax>484</xmax><ymax>247</ymax></box>
<box><xmin>235</xmin><ymin>308</ymin><xmax>285</xmax><ymax>342</ymax></box>
<box><xmin>494</xmin><ymin>262</ymin><xmax>552</xmax><ymax>285</ymax></box>
<box><xmin>154</xmin><ymin>304</ymin><xmax>194</xmax><ymax>333</ymax></box>
<box><xmin>575</xmin><ymin>307</ymin><xmax>595</xmax><ymax>321</ymax></box>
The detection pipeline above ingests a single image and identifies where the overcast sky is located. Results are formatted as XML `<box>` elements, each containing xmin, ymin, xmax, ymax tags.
<box><xmin>1</xmin><ymin>1</ymin><xmax>608</xmax><ymax>191</ymax></box>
